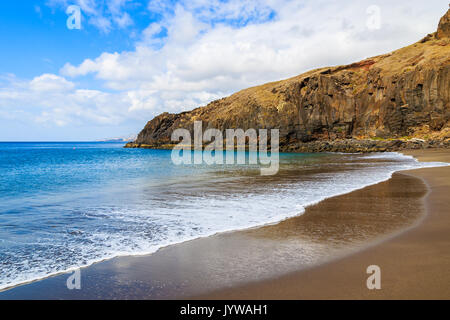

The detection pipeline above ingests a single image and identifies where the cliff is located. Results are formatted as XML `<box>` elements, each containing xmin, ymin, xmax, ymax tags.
<box><xmin>126</xmin><ymin>9</ymin><xmax>450</xmax><ymax>152</ymax></box>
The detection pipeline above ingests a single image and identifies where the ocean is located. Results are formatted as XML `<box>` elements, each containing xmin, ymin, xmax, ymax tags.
<box><xmin>0</xmin><ymin>141</ymin><xmax>446</xmax><ymax>291</ymax></box>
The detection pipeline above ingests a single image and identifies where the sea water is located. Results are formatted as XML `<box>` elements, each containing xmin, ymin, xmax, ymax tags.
<box><xmin>0</xmin><ymin>142</ymin><xmax>446</xmax><ymax>290</ymax></box>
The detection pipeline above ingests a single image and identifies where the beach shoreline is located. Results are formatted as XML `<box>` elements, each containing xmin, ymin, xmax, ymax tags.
<box><xmin>0</xmin><ymin>149</ymin><xmax>448</xmax><ymax>299</ymax></box>
<box><xmin>195</xmin><ymin>149</ymin><xmax>450</xmax><ymax>299</ymax></box>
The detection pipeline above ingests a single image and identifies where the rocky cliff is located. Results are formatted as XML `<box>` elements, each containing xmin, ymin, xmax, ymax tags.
<box><xmin>126</xmin><ymin>9</ymin><xmax>450</xmax><ymax>152</ymax></box>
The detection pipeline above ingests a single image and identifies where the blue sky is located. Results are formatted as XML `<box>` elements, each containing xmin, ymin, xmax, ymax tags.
<box><xmin>0</xmin><ymin>0</ymin><xmax>448</xmax><ymax>141</ymax></box>
<box><xmin>0</xmin><ymin>1</ymin><xmax>138</xmax><ymax>77</ymax></box>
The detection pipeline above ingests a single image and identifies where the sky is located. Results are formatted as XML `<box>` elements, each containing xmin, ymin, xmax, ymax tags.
<box><xmin>0</xmin><ymin>0</ymin><xmax>448</xmax><ymax>141</ymax></box>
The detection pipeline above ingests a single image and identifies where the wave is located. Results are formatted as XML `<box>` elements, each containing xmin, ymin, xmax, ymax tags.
<box><xmin>0</xmin><ymin>151</ymin><xmax>448</xmax><ymax>291</ymax></box>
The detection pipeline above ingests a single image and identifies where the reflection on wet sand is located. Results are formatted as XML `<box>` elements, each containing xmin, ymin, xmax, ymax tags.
<box><xmin>0</xmin><ymin>172</ymin><xmax>427</xmax><ymax>299</ymax></box>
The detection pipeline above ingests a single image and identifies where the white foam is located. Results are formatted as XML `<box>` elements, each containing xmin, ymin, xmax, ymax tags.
<box><xmin>0</xmin><ymin>152</ymin><xmax>448</xmax><ymax>291</ymax></box>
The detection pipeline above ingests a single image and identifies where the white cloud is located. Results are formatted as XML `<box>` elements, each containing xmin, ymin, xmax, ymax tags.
<box><xmin>59</xmin><ymin>0</ymin><xmax>449</xmax><ymax>119</ymax></box>
<box><xmin>0</xmin><ymin>74</ymin><xmax>148</xmax><ymax>127</ymax></box>
<box><xmin>2</xmin><ymin>0</ymin><xmax>448</xmax><ymax>137</ymax></box>
<box><xmin>30</xmin><ymin>74</ymin><xmax>75</xmax><ymax>92</ymax></box>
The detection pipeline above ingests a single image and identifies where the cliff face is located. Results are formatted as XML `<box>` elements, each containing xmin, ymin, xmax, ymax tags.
<box><xmin>127</xmin><ymin>10</ymin><xmax>450</xmax><ymax>152</ymax></box>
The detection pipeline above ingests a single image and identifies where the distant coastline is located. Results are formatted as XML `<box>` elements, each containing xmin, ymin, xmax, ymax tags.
<box><xmin>96</xmin><ymin>134</ymin><xmax>137</xmax><ymax>143</ymax></box>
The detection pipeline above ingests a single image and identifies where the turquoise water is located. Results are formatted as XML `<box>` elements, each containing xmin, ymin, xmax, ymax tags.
<box><xmin>0</xmin><ymin>142</ymin><xmax>446</xmax><ymax>290</ymax></box>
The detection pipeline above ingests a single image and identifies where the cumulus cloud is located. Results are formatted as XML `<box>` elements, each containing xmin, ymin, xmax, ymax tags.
<box><xmin>0</xmin><ymin>74</ymin><xmax>147</xmax><ymax>127</ymax></box>
<box><xmin>30</xmin><ymin>74</ymin><xmax>75</xmax><ymax>92</ymax></box>
<box><xmin>60</xmin><ymin>0</ymin><xmax>448</xmax><ymax>116</ymax></box>
<box><xmin>1</xmin><ymin>0</ymin><xmax>448</xmax><ymax>138</ymax></box>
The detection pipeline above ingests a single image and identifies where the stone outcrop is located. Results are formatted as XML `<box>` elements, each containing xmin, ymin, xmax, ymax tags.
<box><xmin>437</xmin><ymin>7</ymin><xmax>450</xmax><ymax>39</ymax></box>
<box><xmin>126</xmin><ymin>9</ymin><xmax>450</xmax><ymax>153</ymax></box>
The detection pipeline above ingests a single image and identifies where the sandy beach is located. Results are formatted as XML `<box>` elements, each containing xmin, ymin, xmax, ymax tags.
<box><xmin>0</xmin><ymin>149</ymin><xmax>448</xmax><ymax>300</ymax></box>
<box><xmin>197</xmin><ymin>149</ymin><xmax>450</xmax><ymax>299</ymax></box>
<box><xmin>1</xmin><ymin>1</ymin><xmax>449</xmax><ymax>305</ymax></box>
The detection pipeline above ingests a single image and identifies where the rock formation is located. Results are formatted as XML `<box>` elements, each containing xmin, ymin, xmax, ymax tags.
<box><xmin>126</xmin><ymin>9</ymin><xmax>450</xmax><ymax>152</ymax></box>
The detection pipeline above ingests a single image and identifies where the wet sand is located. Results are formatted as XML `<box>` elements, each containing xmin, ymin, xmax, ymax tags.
<box><xmin>197</xmin><ymin>149</ymin><xmax>450</xmax><ymax>299</ymax></box>
<box><xmin>1</xmin><ymin>150</ymin><xmax>447</xmax><ymax>299</ymax></box>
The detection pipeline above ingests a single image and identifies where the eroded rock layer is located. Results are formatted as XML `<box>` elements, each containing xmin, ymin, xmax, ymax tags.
<box><xmin>126</xmin><ymin>10</ymin><xmax>450</xmax><ymax>152</ymax></box>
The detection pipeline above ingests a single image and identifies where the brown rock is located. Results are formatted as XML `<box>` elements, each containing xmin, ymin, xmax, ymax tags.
<box><xmin>437</xmin><ymin>8</ymin><xmax>450</xmax><ymax>39</ymax></box>
<box><xmin>127</xmin><ymin>9</ymin><xmax>450</xmax><ymax>153</ymax></box>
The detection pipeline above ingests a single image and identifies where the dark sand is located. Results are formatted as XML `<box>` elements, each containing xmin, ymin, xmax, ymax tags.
<box><xmin>197</xmin><ymin>149</ymin><xmax>450</xmax><ymax>299</ymax></box>
<box><xmin>2</xmin><ymin>150</ymin><xmax>447</xmax><ymax>299</ymax></box>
